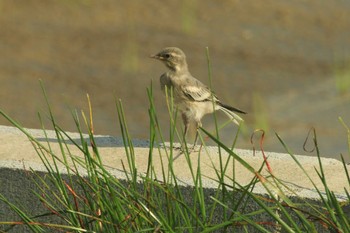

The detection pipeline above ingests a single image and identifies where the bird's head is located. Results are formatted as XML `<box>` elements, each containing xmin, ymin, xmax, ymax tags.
<box><xmin>150</xmin><ymin>47</ymin><xmax>188</xmax><ymax>72</ymax></box>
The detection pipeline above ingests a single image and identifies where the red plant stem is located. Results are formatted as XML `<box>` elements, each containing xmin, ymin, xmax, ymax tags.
<box><xmin>251</xmin><ymin>129</ymin><xmax>273</xmax><ymax>173</ymax></box>
<box><xmin>64</xmin><ymin>181</ymin><xmax>84</xmax><ymax>229</ymax></box>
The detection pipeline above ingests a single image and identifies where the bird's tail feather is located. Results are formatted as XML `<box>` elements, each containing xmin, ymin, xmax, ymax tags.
<box><xmin>219</xmin><ymin>106</ymin><xmax>244</xmax><ymax>125</ymax></box>
<box><xmin>219</xmin><ymin>103</ymin><xmax>246</xmax><ymax>114</ymax></box>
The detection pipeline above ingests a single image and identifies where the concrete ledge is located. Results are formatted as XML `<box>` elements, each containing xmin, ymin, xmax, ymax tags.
<box><xmin>0</xmin><ymin>125</ymin><xmax>349</xmax><ymax>231</ymax></box>
<box><xmin>0</xmin><ymin>125</ymin><xmax>348</xmax><ymax>198</ymax></box>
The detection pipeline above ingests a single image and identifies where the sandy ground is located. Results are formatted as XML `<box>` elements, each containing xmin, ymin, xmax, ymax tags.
<box><xmin>0</xmin><ymin>0</ymin><xmax>350</xmax><ymax>159</ymax></box>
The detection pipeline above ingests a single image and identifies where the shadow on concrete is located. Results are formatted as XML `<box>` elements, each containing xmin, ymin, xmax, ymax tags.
<box><xmin>35</xmin><ymin>136</ymin><xmax>151</xmax><ymax>148</ymax></box>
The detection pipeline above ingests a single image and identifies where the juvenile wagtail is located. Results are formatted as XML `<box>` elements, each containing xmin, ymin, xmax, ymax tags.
<box><xmin>151</xmin><ymin>47</ymin><xmax>246</xmax><ymax>146</ymax></box>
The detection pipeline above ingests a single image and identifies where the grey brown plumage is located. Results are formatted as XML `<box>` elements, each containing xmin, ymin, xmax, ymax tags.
<box><xmin>151</xmin><ymin>47</ymin><xmax>246</xmax><ymax>145</ymax></box>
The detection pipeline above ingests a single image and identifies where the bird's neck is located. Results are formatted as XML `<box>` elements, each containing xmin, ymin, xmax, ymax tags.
<box><xmin>169</xmin><ymin>62</ymin><xmax>189</xmax><ymax>75</ymax></box>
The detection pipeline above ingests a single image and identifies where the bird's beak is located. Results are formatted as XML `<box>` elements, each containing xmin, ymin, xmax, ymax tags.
<box><xmin>150</xmin><ymin>54</ymin><xmax>163</xmax><ymax>60</ymax></box>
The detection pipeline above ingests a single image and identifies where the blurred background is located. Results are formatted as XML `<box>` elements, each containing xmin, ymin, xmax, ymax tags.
<box><xmin>1</xmin><ymin>0</ymin><xmax>350</xmax><ymax>160</ymax></box>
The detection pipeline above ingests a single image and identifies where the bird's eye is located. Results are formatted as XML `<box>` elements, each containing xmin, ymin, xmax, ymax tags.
<box><xmin>164</xmin><ymin>54</ymin><xmax>171</xmax><ymax>59</ymax></box>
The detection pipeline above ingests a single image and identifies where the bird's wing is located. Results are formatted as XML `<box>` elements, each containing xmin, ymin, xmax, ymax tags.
<box><xmin>182</xmin><ymin>80</ymin><xmax>218</xmax><ymax>102</ymax></box>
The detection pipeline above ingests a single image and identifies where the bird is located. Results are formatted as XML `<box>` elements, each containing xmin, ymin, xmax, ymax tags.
<box><xmin>150</xmin><ymin>47</ymin><xmax>246</xmax><ymax>148</ymax></box>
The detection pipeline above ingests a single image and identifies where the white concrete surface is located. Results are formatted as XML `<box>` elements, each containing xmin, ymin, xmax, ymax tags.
<box><xmin>0</xmin><ymin>125</ymin><xmax>348</xmax><ymax>201</ymax></box>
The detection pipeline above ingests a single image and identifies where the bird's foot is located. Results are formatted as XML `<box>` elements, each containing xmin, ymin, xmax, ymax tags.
<box><xmin>190</xmin><ymin>144</ymin><xmax>202</xmax><ymax>152</ymax></box>
<box><xmin>160</xmin><ymin>142</ymin><xmax>185</xmax><ymax>151</ymax></box>
<box><xmin>160</xmin><ymin>142</ymin><xmax>202</xmax><ymax>154</ymax></box>
<box><xmin>178</xmin><ymin>144</ymin><xmax>202</xmax><ymax>153</ymax></box>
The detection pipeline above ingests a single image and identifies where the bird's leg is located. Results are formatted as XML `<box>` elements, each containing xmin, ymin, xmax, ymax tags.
<box><xmin>192</xmin><ymin>121</ymin><xmax>202</xmax><ymax>150</ymax></box>
<box><xmin>175</xmin><ymin>113</ymin><xmax>189</xmax><ymax>151</ymax></box>
<box><xmin>193</xmin><ymin>131</ymin><xmax>199</xmax><ymax>149</ymax></box>
<box><xmin>184</xmin><ymin>123</ymin><xmax>189</xmax><ymax>141</ymax></box>
<box><xmin>182</xmin><ymin>112</ymin><xmax>189</xmax><ymax>139</ymax></box>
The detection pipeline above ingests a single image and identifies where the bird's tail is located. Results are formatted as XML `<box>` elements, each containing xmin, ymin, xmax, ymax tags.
<box><xmin>218</xmin><ymin>103</ymin><xmax>246</xmax><ymax>125</ymax></box>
